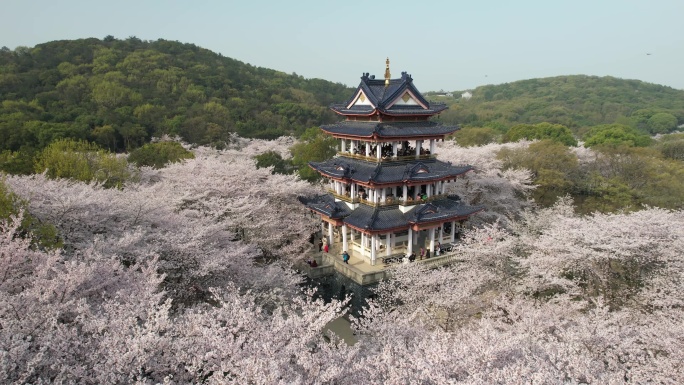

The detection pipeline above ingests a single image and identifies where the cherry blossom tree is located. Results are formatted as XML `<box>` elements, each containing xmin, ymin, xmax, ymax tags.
<box><xmin>437</xmin><ymin>141</ymin><xmax>536</xmax><ymax>226</ymax></box>
<box><xmin>2</xmin><ymin>136</ymin><xmax>683</xmax><ymax>384</ymax></box>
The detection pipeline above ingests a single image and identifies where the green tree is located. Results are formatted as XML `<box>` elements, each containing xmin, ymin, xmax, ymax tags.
<box><xmin>575</xmin><ymin>173</ymin><xmax>637</xmax><ymax>214</ymax></box>
<box><xmin>128</xmin><ymin>141</ymin><xmax>194</xmax><ymax>169</ymax></box>
<box><xmin>91</xmin><ymin>80</ymin><xmax>133</xmax><ymax>109</ymax></box>
<box><xmin>290</xmin><ymin>127</ymin><xmax>337</xmax><ymax>182</ymax></box>
<box><xmin>0</xmin><ymin>177</ymin><xmax>61</xmax><ymax>249</ymax></box>
<box><xmin>0</xmin><ymin>147</ymin><xmax>36</xmax><ymax>175</ymax></box>
<box><xmin>35</xmin><ymin>138</ymin><xmax>130</xmax><ymax>188</ymax></box>
<box><xmin>452</xmin><ymin>127</ymin><xmax>498</xmax><ymax>147</ymax></box>
<box><xmin>655</xmin><ymin>133</ymin><xmax>684</xmax><ymax>161</ymax></box>
<box><xmin>503</xmin><ymin>122</ymin><xmax>577</xmax><ymax>146</ymax></box>
<box><xmin>585</xmin><ymin>145</ymin><xmax>684</xmax><ymax>210</ymax></box>
<box><xmin>647</xmin><ymin>112</ymin><xmax>678</xmax><ymax>134</ymax></box>
<box><xmin>254</xmin><ymin>151</ymin><xmax>293</xmax><ymax>175</ymax></box>
<box><xmin>497</xmin><ymin>140</ymin><xmax>579</xmax><ymax>206</ymax></box>
<box><xmin>91</xmin><ymin>124</ymin><xmax>119</xmax><ymax>151</ymax></box>
<box><xmin>583</xmin><ymin>124</ymin><xmax>652</xmax><ymax>148</ymax></box>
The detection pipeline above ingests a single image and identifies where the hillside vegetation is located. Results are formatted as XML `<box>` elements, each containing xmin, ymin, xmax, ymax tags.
<box><xmin>435</xmin><ymin>75</ymin><xmax>684</xmax><ymax>133</ymax></box>
<box><xmin>0</xmin><ymin>36</ymin><xmax>351</xmax><ymax>155</ymax></box>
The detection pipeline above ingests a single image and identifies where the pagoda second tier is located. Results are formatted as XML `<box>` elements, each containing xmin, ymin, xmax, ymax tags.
<box><xmin>299</xmin><ymin>194</ymin><xmax>483</xmax><ymax>234</ymax></box>
<box><xmin>309</xmin><ymin>157</ymin><xmax>473</xmax><ymax>187</ymax></box>
<box><xmin>321</xmin><ymin>121</ymin><xmax>458</xmax><ymax>141</ymax></box>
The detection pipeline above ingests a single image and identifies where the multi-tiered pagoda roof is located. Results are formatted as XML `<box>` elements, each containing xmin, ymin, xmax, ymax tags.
<box><xmin>330</xmin><ymin>71</ymin><xmax>448</xmax><ymax>117</ymax></box>
<box><xmin>300</xmin><ymin>60</ymin><xmax>483</xmax><ymax>268</ymax></box>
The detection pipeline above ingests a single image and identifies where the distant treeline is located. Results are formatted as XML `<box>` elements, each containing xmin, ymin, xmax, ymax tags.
<box><xmin>434</xmin><ymin>75</ymin><xmax>684</xmax><ymax>135</ymax></box>
<box><xmin>0</xmin><ymin>36</ymin><xmax>351</xmax><ymax>155</ymax></box>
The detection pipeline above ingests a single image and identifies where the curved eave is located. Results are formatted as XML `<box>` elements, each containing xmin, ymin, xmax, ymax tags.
<box><xmin>344</xmin><ymin>222</ymin><xmax>408</xmax><ymax>235</ymax></box>
<box><xmin>378</xmin><ymin>109</ymin><xmax>444</xmax><ymax>117</ymax></box>
<box><xmin>304</xmin><ymin>206</ymin><xmax>336</xmax><ymax>219</ymax></box>
<box><xmin>309</xmin><ymin>159</ymin><xmax>475</xmax><ymax>186</ymax></box>
<box><xmin>311</xmin><ymin>173</ymin><xmax>474</xmax><ymax>189</ymax></box>
<box><xmin>307</xmin><ymin>162</ymin><xmax>348</xmax><ymax>180</ymax></box>
<box><xmin>410</xmin><ymin>207</ymin><xmax>485</xmax><ymax>227</ymax></box>
<box><xmin>320</xmin><ymin>124</ymin><xmax>460</xmax><ymax>141</ymax></box>
<box><xmin>322</xmin><ymin>132</ymin><xmax>456</xmax><ymax>142</ymax></box>
<box><xmin>320</xmin><ymin>127</ymin><xmax>374</xmax><ymax>140</ymax></box>
<box><xmin>331</xmin><ymin>107</ymin><xmax>377</xmax><ymax>117</ymax></box>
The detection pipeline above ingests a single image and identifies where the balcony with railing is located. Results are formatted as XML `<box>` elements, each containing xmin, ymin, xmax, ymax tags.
<box><xmin>330</xmin><ymin>190</ymin><xmax>448</xmax><ymax>207</ymax></box>
<box><xmin>336</xmin><ymin>152</ymin><xmax>436</xmax><ymax>162</ymax></box>
<box><xmin>328</xmin><ymin>189</ymin><xmax>359</xmax><ymax>204</ymax></box>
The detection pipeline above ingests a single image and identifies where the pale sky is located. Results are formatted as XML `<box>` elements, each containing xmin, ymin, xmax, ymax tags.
<box><xmin>2</xmin><ymin>0</ymin><xmax>683</xmax><ymax>92</ymax></box>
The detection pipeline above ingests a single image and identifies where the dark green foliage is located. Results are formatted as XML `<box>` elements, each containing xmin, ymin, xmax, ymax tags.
<box><xmin>647</xmin><ymin>112</ymin><xmax>678</xmax><ymax>134</ymax></box>
<box><xmin>0</xmin><ymin>147</ymin><xmax>36</xmax><ymax>175</ymax></box>
<box><xmin>503</xmin><ymin>122</ymin><xmax>577</xmax><ymax>146</ymax></box>
<box><xmin>440</xmin><ymin>76</ymin><xmax>684</xmax><ymax>134</ymax></box>
<box><xmin>497</xmin><ymin>140</ymin><xmax>579</xmax><ymax>206</ymax></box>
<box><xmin>289</xmin><ymin>127</ymin><xmax>337</xmax><ymax>182</ymax></box>
<box><xmin>583</xmin><ymin>124</ymin><xmax>652</xmax><ymax>147</ymax></box>
<box><xmin>254</xmin><ymin>151</ymin><xmax>293</xmax><ymax>175</ymax></box>
<box><xmin>128</xmin><ymin>141</ymin><xmax>194</xmax><ymax>169</ymax></box>
<box><xmin>0</xmin><ymin>37</ymin><xmax>351</xmax><ymax>159</ymax></box>
<box><xmin>451</xmin><ymin>127</ymin><xmax>499</xmax><ymax>147</ymax></box>
<box><xmin>655</xmin><ymin>133</ymin><xmax>684</xmax><ymax>161</ymax></box>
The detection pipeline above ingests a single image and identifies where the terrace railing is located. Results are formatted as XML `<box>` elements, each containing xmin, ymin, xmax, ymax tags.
<box><xmin>336</xmin><ymin>152</ymin><xmax>436</xmax><ymax>162</ymax></box>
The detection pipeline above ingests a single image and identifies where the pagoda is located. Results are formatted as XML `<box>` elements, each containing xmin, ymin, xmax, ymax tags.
<box><xmin>301</xmin><ymin>59</ymin><xmax>483</xmax><ymax>267</ymax></box>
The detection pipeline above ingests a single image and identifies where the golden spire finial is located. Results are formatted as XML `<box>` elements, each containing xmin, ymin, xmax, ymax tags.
<box><xmin>384</xmin><ymin>57</ymin><xmax>391</xmax><ymax>86</ymax></box>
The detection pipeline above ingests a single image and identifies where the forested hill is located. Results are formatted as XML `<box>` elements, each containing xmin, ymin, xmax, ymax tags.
<box><xmin>0</xmin><ymin>36</ymin><xmax>351</xmax><ymax>152</ymax></box>
<box><xmin>435</xmin><ymin>75</ymin><xmax>684</xmax><ymax>132</ymax></box>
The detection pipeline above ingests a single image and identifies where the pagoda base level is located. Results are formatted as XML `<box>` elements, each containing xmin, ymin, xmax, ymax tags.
<box><xmin>323</xmin><ymin>253</ymin><xmax>387</xmax><ymax>286</ymax></box>
<box><xmin>299</xmin><ymin>248</ymin><xmax>464</xmax><ymax>286</ymax></box>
